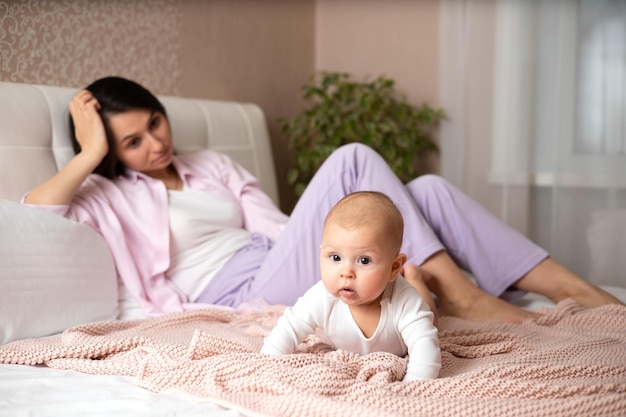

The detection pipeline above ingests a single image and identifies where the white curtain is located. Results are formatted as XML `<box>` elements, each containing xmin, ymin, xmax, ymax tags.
<box><xmin>439</xmin><ymin>0</ymin><xmax>626</xmax><ymax>288</ymax></box>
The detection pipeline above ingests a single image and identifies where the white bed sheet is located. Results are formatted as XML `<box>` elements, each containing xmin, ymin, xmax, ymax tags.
<box><xmin>1</xmin><ymin>285</ymin><xmax>624</xmax><ymax>417</ymax></box>
<box><xmin>0</xmin><ymin>364</ymin><xmax>247</xmax><ymax>417</ymax></box>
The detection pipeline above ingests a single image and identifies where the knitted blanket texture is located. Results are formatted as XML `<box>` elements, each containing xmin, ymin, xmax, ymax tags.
<box><xmin>1</xmin><ymin>300</ymin><xmax>625</xmax><ymax>417</ymax></box>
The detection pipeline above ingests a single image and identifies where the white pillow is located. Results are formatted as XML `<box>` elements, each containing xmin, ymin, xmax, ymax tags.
<box><xmin>0</xmin><ymin>199</ymin><xmax>118</xmax><ymax>344</ymax></box>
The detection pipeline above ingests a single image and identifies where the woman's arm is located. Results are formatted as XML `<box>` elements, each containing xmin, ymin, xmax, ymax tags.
<box><xmin>24</xmin><ymin>90</ymin><xmax>108</xmax><ymax>205</ymax></box>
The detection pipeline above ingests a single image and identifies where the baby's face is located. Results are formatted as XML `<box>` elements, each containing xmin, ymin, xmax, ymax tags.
<box><xmin>319</xmin><ymin>222</ymin><xmax>401</xmax><ymax>307</ymax></box>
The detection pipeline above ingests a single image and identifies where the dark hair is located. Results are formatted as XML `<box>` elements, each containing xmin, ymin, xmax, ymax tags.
<box><xmin>69</xmin><ymin>76</ymin><xmax>167</xmax><ymax>178</ymax></box>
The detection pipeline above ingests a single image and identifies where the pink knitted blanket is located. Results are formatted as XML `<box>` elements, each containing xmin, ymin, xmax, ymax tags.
<box><xmin>1</xmin><ymin>300</ymin><xmax>625</xmax><ymax>417</ymax></box>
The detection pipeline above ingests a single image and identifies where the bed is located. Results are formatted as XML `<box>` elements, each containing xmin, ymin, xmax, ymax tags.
<box><xmin>0</xmin><ymin>81</ymin><xmax>625</xmax><ymax>417</ymax></box>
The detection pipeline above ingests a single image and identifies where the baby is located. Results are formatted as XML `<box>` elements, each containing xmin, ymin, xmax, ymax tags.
<box><xmin>261</xmin><ymin>191</ymin><xmax>441</xmax><ymax>381</ymax></box>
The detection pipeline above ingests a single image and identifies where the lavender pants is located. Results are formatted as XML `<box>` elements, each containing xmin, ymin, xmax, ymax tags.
<box><xmin>197</xmin><ymin>143</ymin><xmax>548</xmax><ymax>307</ymax></box>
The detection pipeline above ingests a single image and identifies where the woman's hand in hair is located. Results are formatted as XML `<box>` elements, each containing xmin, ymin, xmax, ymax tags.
<box><xmin>24</xmin><ymin>91</ymin><xmax>108</xmax><ymax>205</ymax></box>
<box><xmin>68</xmin><ymin>90</ymin><xmax>109</xmax><ymax>165</ymax></box>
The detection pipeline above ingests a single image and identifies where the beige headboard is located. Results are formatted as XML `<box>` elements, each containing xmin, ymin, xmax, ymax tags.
<box><xmin>0</xmin><ymin>81</ymin><xmax>279</xmax><ymax>204</ymax></box>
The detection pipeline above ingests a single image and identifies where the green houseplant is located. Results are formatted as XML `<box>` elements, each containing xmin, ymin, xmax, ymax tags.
<box><xmin>280</xmin><ymin>71</ymin><xmax>447</xmax><ymax>196</ymax></box>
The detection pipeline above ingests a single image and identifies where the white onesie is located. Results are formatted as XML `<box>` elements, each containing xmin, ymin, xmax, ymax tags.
<box><xmin>261</xmin><ymin>276</ymin><xmax>441</xmax><ymax>381</ymax></box>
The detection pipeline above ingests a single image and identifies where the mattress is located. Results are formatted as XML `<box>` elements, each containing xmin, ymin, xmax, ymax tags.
<box><xmin>1</xmin><ymin>285</ymin><xmax>625</xmax><ymax>417</ymax></box>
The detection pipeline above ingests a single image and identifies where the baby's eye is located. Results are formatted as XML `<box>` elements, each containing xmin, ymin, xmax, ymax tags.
<box><xmin>128</xmin><ymin>138</ymin><xmax>140</xmax><ymax>148</ymax></box>
<box><xmin>330</xmin><ymin>254</ymin><xmax>341</xmax><ymax>262</ymax></box>
<box><xmin>358</xmin><ymin>257</ymin><xmax>371</xmax><ymax>265</ymax></box>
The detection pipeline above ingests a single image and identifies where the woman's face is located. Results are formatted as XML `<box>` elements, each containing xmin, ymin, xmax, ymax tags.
<box><xmin>107</xmin><ymin>109</ymin><xmax>174</xmax><ymax>175</ymax></box>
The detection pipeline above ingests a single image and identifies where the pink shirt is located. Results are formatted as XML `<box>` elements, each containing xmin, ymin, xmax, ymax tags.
<box><xmin>23</xmin><ymin>150</ymin><xmax>288</xmax><ymax>316</ymax></box>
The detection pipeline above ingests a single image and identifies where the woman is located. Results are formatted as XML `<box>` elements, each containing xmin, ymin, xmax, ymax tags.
<box><xmin>23</xmin><ymin>76</ymin><xmax>622</xmax><ymax>322</ymax></box>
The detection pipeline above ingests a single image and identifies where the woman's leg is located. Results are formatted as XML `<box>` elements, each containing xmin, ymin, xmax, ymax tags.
<box><xmin>514</xmin><ymin>257</ymin><xmax>623</xmax><ymax>307</ymax></box>
<box><xmin>248</xmin><ymin>143</ymin><xmax>447</xmax><ymax>306</ymax></box>
<box><xmin>402</xmin><ymin>174</ymin><xmax>549</xmax><ymax>322</ymax></box>
<box><xmin>405</xmin><ymin>253</ymin><xmax>539</xmax><ymax>323</ymax></box>
<box><xmin>247</xmin><ymin>144</ymin><xmax>544</xmax><ymax>322</ymax></box>
<box><xmin>406</xmin><ymin>175</ymin><xmax>549</xmax><ymax>299</ymax></box>
<box><xmin>405</xmin><ymin>175</ymin><xmax>623</xmax><ymax>319</ymax></box>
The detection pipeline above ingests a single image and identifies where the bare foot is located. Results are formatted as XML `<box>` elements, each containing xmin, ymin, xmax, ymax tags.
<box><xmin>403</xmin><ymin>264</ymin><xmax>538</xmax><ymax>324</ymax></box>
<box><xmin>403</xmin><ymin>264</ymin><xmax>439</xmax><ymax>325</ymax></box>
<box><xmin>419</xmin><ymin>273</ymin><xmax>539</xmax><ymax>324</ymax></box>
<box><xmin>413</xmin><ymin>251</ymin><xmax>541</xmax><ymax>323</ymax></box>
<box><xmin>437</xmin><ymin>286</ymin><xmax>541</xmax><ymax>324</ymax></box>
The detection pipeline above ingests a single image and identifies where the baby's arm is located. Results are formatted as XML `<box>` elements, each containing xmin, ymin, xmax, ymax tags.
<box><xmin>260</xmin><ymin>283</ymin><xmax>322</xmax><ymax>355</ymax></box>
<box><xmin>398</xmin><ymin>289</ymin><xmax>441</xmax><ymax>381</ymax></box>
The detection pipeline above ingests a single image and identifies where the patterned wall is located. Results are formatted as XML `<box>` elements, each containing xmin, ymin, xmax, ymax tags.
<box><xmin>0</xmin><ymin>0</ymin><xmax>182</xmax><ymax>94</ymax></box>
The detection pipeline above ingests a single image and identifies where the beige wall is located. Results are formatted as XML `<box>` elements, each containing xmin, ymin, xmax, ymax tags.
<box><xmin>315</xmin><ymin>0</ymin><xmax>441</xmax><ymax>175</ymax></box>
<box><xmin>179</xmin><ymin>0</ymin><xmax>315</xmax><ymax>211</ymax></box>
<box><xmin>0</xmin><ymin>0</ymin><xmax>441</xmax><ymax>212</ymax></box>
<box><xmin>315</xmin><ymin>0</ymin><xmax>439</xmax><ymax>106</ymax></box>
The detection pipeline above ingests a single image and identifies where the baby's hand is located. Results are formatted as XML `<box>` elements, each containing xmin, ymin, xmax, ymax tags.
<box><xmin>68</xmin><ymin>90</ymin><xmax>108</xmax><ymax>162</ymax></box>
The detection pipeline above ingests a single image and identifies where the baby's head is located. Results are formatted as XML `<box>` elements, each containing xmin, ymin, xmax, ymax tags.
<box><xmin>320</xmin><ymin>191</ymin><xmax>406</xmax><ymax>306</ymax></box>
<box><xmin>324</xmin><ymin>191</ymin><xmax>404</xmax><ymax>254</ymax></box>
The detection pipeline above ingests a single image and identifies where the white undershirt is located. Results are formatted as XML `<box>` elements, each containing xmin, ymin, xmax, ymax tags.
<box><xmin>166</xmin><ymin>187</ymin><xmax>251</xmax><ymax>301</ymax></box>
